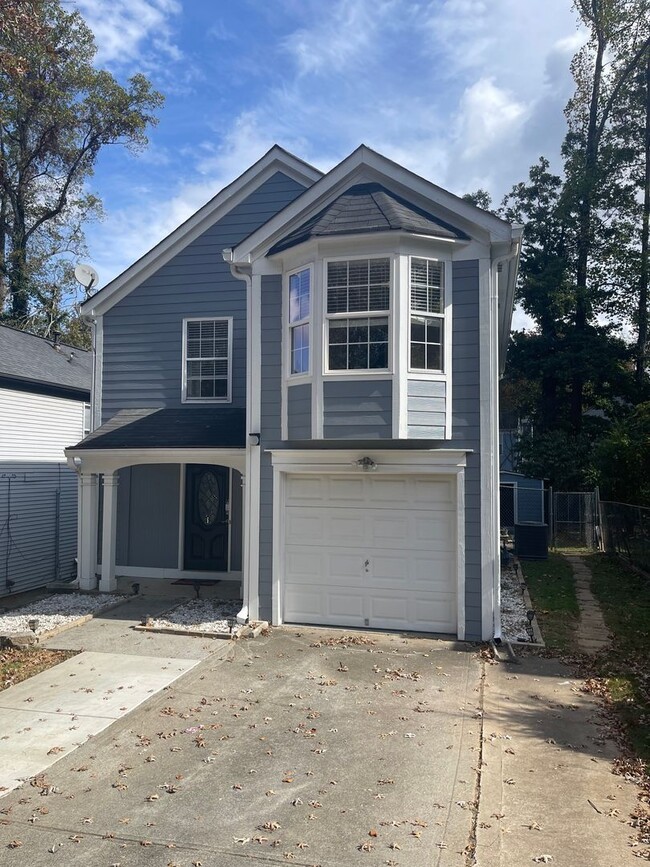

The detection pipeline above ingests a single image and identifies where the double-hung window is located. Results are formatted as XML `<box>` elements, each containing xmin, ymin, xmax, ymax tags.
<box><xmin>183</xmin><ymin>317</ymin><xmax>232</xmax><ymax>401</ymax></box>
<box><xmin>410</xmin><ymin>257</ymin><xmax>444</xmax><ymax>372</ymax></box>
<box><xmin>326</xmin><ymin>257</ymin><xmax>390</xmax><ymax>370</ymax></box>
<box><xmin>289</xmin><ymin>268</ymin><xmax>310</xmax><ymax>375</ymax></box>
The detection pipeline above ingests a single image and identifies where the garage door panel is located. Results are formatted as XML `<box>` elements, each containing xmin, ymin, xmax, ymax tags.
<box><xmin>283</xmin><ymin>473</ymin><xmax>458</xmax><ymax>634</ymax></box>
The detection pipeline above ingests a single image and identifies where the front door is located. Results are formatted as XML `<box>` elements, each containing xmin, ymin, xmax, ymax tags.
<box><xmin>184</xmin><ymin>465</ymin><xmax>230</xmax><ymax>571</ymax></box>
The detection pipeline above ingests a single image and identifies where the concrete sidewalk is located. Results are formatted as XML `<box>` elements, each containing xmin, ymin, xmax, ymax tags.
<box><xmin>477</xmin><ymin>652</ymin><xmax>641</xmax><ymax>866</ymax></box>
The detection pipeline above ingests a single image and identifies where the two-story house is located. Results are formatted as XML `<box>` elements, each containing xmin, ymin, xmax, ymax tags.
<box><xmin>66</xmin><ymin>145</ymin><xmax>522</xmax><ymax>641</ymax></box>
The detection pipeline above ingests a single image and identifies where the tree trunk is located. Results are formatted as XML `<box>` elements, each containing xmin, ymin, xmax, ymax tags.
<box><xmin>637</xmin><ymin>49</ymin><xmax>650</xmax><ymax>387</ymax></box>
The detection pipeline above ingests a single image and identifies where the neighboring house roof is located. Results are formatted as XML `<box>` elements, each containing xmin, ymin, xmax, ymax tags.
<box><xmin>0</xmin><ymin>324</ymin><xmax>92</xmax><ymax>400</ymax></box>
<box><xmin>82</xmin><ymin>145</ymin><xmax>324</xmax><ymax>318</ymax></box>
<box><xmin>70</xmin><ymin>407</ymin><xmax>246</xmax><ymax>450</ymax></box>
<box><xmin>269</xmin><ymin>182</ymin><xmax>469</xmax><ymax>253</ymax></box>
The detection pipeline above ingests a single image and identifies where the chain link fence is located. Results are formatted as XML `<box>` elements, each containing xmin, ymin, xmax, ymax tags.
<box><xmin>600</xmin><ymin>501</ymin><xmax>650</xmax><ymax>574</ymax></box>
<box><xmin>551</xmin><ymin>490</ymin><xmax>600</xmax><ymax>550</ymax></box>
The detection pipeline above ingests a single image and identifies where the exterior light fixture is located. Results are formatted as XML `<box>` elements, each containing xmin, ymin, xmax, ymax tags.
<box><xmin>355</xmin><ymin>456</ymin><xmax>378</xmax><ymax>472</ymax></box>
<box><xmin>248</xmin><ymin>433</ymin><xmax>261</xmax><ymax>446</ymax></box>
<box><xmin>227</xmin><ymin>616</ymin><xmax>237</xmax><ymax>634</ymax></box>
<box><xmin>526</xmin><ymin>609</ymin><xmax>536</xmax><ymax>641</ymax></box>
<box><xmin>28</xmin><ymin>618</ymin><xmax>39</xmax><ymax>633</ymax></box>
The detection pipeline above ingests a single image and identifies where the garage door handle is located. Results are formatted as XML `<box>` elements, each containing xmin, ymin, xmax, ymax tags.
<box><xmin>364</xmin><ymin>559</ymin><xmax>370</xmax><ymax>571</ymax></box>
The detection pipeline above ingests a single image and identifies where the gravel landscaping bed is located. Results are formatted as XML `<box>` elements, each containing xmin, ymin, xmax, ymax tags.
<box><xmin>0</xmin><ymin>593</ymin><xmax>124</xmax><ymax>636</ymax></box>
<box><xmin>146</xmin><ymin>598</ymin><xmax>242</xmax><ymax>635</ymax></box>
<box><xmin>501</xmin><ymin>564</ymin><xmax>538</xmax><ymax>642</ymax></box>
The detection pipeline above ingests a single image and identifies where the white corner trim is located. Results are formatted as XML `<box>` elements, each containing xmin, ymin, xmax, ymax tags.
<box><xmin>478</xmin><ymin>257</ymin><xmax>497</xmax><ymax>640</ymax></box>
<box><xmin>456</xmin><ymin>469</ymin><xmax>466</xmax><ymax>640</ymax></box>
<box><xmin>93</xmin><ymin>316</ymin><xmax>103</xmax><ymax>431</ymax></box>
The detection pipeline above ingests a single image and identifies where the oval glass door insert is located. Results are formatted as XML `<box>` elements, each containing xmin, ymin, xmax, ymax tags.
<box><xmin>198</xmin><ymin>471</ymin><xmax>220</xmax><ymax>527</ymax></box>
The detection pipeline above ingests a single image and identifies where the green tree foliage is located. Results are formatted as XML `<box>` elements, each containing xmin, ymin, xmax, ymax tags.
<box><xmin>594</xmin><ymin>402</ymin><xmax>650</xmax><ymax>504</ymax></box>
<box><xmin>0</xmin><ymin>0</ymin><xmax>163</xmax><ymax>343</ymax></box>
<box><xmin>498</xmin><ymin>2</ymin><xmax>650</xmax><ymax>497</ymax></box>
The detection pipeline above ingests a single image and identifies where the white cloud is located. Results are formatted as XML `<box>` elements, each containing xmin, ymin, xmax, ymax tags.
<box><xmin>455</xmin><ymin>78</ymin><xmax>528</xmax><ymax>161</ymax></box>
<box><xmin>75</xmin><ymin>0</ymin><xmax>182</xmax><ymax>67</ymax></box>
<box><xmin>83</xmin><ymin>0</ymin><xmax>586</xmax><ymax>289</ymax></box>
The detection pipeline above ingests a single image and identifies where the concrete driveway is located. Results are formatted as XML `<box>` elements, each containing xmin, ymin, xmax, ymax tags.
<box><xmin>0</xmin><ymin>628</ymin><xmax>480</xmax><ymax>866</ymax></box>
<box><xmin>0</xmin><ymin>622</ymin><xmax>645</xmax><ymax>866</ymax></box>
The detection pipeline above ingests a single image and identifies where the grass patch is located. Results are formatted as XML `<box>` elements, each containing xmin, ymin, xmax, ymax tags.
<box><xmin>521</xmin><ymin>554</ymin><xmax>580</xmax><ymax>652</ymax></box>
<box><xmin>0</xmin><ymin>647</ymin><xmax>76</xmax><ymax>691</ymax></box>
<box><xmin>587</xmin><ymin>553</ymin><xmax>650</xmax><ymax>772</ymax></box>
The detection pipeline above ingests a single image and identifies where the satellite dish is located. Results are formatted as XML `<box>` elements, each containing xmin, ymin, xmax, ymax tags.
<box><xmin>74</xmin><ymin>263</ymin><xmax>99</xmax><ymax>292</ymax></box>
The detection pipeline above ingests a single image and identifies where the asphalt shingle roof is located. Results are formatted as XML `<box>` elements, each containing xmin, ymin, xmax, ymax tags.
<box><xmin>0</xmin><ymin>324</ymin><xmax>92</xmax><ymax>395</ymax></box>
<box><xmin>269</xmin><ymin>182</ymin><xmax>470</xmax><ymax>254</ymax></box>
<box><xmin>70</xmin><ymin>407</ymin><xmax>246</xmax><ymax>451</ymax></box>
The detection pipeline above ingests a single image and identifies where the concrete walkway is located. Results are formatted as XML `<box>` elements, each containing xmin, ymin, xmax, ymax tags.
<box><xmin>564</xmin><ymin>554</ymin><xmax>610</xmax><ymax>654</ymax></box>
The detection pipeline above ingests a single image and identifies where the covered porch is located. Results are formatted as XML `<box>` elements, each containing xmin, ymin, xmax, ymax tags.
<box><xmin>65</xmin><ymin>408</ymin><xmax>250</xmax><ymax>611</ymax></box>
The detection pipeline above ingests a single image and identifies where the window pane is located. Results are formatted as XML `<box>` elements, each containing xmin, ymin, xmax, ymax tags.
<box><xmin>289</xmin><ymin>269</ymin><xmax>310</xmax><ymax>323</ymax></box>
<box><xmin>369</xmin><ymin>342</ymin><xmax>388</xmax><ymax>369</ymax></box>
<box><xmin>411</xmin><ymin>316</ymin><xmax>426</xmax><ymax>342</ymax></box>
<box><xmin>200</xmin><ymin>379</ymin><xmax>215</xmax><ymax>398</ymax></box>
<box><xmin>411</xmin><ymin>342</ymin><xmax>425</xmax><ymax>369</ymax></box>
<box><xmin>329</xmin><ymin>344</ymin><xmax>347</xmax><ymax>369</ymax></box>
<box><xmin>369</xmin><ymin>317</ymin><xmax>388</xmax><ymax>342</ymax></box>
<box><xmin>187</xmin><ymin>339</ymin><xmax>201</xmax><ymax>359</ymax></box>
<box><xmin>349</xmin><ymin>260</ymin><xmax>368</xmax><ymax>286</ymax></box>
<box><xmin>291</xmin><ymin>323</ymin><xmax>310</xmax><ymax>374</ymax></box>
<box><xmin>329</xmin><ymin>321</ymin><xmax>348</xmax><ymax>344</ymax></box>
<box><xmin>426</xmin><ymin>318</ymin><xmax>442</xmax><ymax>343</ymax></box>
<box><xmin>348</xmin><ymin>343</ymin><xmax>367</xmax><ymax>369</ymax></box>
<box><xmin>349</xmin><ymin>320</ymin><xmax>368</xmax><ymax>344</ymax></box>
<box><xmin>426</xmin><ymin>344</ymin><xmax>442</xmax><ymax>370</ymax></box>
<box><xmin>348</xmin><ymin>284</ymin><xmax>368</xmax><ymax>312</ymax></box>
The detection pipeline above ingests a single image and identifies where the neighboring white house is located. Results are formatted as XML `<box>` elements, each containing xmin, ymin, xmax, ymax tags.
<box><xmin>0</xmin><ymin>325</ymin><xmax>92</xmax><ymax>596</ymax></box>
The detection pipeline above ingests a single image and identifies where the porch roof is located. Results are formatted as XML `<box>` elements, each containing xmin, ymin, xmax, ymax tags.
<box><xmin>70</xmin><ymin>407</ymin><xmax>246</xmax><ymax>451</ymax></box>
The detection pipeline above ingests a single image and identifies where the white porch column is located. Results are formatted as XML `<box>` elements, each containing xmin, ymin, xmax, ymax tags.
<box><xmin>100</xmin><ymin>471</ymin><xmax>119</xmax><ymax>592</ymax></box>
<box><xmin>78</xmin><ymin>473</ymin><xmax>98</xmax><ymax>591</ymax></box>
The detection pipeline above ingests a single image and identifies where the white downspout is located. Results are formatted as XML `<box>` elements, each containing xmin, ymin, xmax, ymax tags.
<box><xmin>490</xmin><ymin>239</ymin><xmax>521</xmax><ymax>641</ymax></box>
<box><xmin>226</xmin><ymin>253</ymin><xmax>254</xmax><ymax>624</ymax></box>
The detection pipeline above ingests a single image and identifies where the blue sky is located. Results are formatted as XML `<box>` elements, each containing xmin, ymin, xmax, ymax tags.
<box><xmin>74</xmin><ymin>0</ymin><xmax>584</xmax><ymax>327</ymax></box>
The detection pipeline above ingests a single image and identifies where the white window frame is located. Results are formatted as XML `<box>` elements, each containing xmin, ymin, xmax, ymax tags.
<box><xmin>408</xmin><ymin>256</ymin><xmax>446</xmax><ymax>375</ymax></box>
<box><xmin>181</xmin><ymin>316</ymin><xmax>233</xmax><ymax>404</ymax></box>
<box><xmin>287</xmin><ymin>265</ymin><xmax>312</xmax><ymax>378</ymax></box>
<box><xmin>323</xmin><ymin>254</ymin><xmax>393</xmax><ymax>376</ymax></box>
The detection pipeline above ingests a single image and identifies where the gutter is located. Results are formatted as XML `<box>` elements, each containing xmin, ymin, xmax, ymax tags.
<box><xmin>490</xmin><ymin>234</ymin><xmax>522</xmax><ymax>642</ymax></box>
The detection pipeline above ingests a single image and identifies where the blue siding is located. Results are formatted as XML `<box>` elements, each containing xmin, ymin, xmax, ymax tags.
<box><xmin>447</xmin><ymin>259</ymin><xmax>482</xmax><ymax>640</ymax></box>
<box><xmin>116</xmin><ymin>465</ymin><xmax>180</xmax><ymax>568</ymax></box>
<box><xmin>287</xmin><ymin>383</ymin><xmax>312</xmax><ymax>439</ymax></box>
<box><xmin>323</xmin><ymin>380</ymin><xmax>392</xmax><ymax>439</ymax></box>
<box><xmin>102</xmin><ymin>172</ymin><xmax>307</xmax><ymax>423</ymax></box>
<box><xmin>259</xmin><ymin>275</ymin><xmax>283</xmax><ymax>619</ymax></box>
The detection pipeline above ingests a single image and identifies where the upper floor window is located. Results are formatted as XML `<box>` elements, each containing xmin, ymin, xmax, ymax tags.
<box><xmin>182</xmin><ymin>317</ymin><xmax>232</xmax><ymax>402</ymax></box>
<box><xmin>410</xmin><ymin>257</ymin><xmax>444</xmax><ymax>372</ymax></box>
<box><xmin>289</xmin><ymin>268</ymin><xmax>310</xmax><ymax>375</ymax></box>
<box><xmin>326</xmin><ymin>257</ymin><xmax>390</xmax><ymax>370</ymax></box>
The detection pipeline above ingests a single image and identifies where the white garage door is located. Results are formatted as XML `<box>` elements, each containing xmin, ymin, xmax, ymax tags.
<box><xmin>283</xmin><ymin>473</ymin><xmax>457</xmax><ymax>634</ymax></box>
